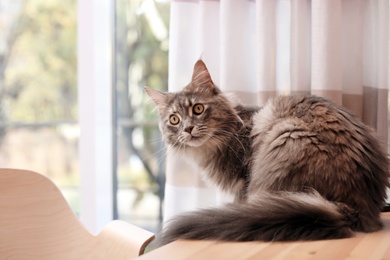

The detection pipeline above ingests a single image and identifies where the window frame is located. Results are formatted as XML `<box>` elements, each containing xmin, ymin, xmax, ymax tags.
<box><xmin>77</xmin><ymin>0</ymin><xmax>116</xmax><ymax>235</ymax></box>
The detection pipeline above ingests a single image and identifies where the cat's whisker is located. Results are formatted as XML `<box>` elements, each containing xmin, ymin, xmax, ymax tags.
<box><xmin>206</xmin><ymin>127</ymin><xmax>247</xmax><ymax>152</ymax></box>
<box><xmin>210</xmin><ymin>124</ymin><xmax>249</xmax><ymax>137</ymax></box>
<box><xmin>200</xmin><ymin>133</ymin><xmax>244</xmax><ymax>164</ymax></box>
<box><xmin>144</xmin><ymin>137</ymin><xmax>165</xmax><ymax>147</ymax></box>
<box><xmin>143</xmin><ymin>143</ymin><xmax>167</xmax><ymax>162</ymax></box>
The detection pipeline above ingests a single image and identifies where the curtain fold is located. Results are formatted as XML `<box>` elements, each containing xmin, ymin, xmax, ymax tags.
<box><xmin>291</xmin><ymin>0</ymin><xmax>311</xmax><ymax>93</ymax></box>
<box><xmin>165</xmin><ymin>0</ymin><xmax>389</xmax><ymax>221</ymax></box>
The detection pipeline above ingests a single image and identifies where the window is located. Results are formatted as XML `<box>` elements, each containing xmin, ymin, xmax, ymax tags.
<box><xmin>0</xmin><ymin>0</ymin><xmax>79</xmax><ymax>214</ymax></box>
<box><xmin>114</xmin><ymin>0</ymin><xmax>170</xmax><ymax>232</ymax></box>
<box><xmin>1</xmin><ymin>0</ymin><xmax>168</xmax><ymax>234</ymax></box>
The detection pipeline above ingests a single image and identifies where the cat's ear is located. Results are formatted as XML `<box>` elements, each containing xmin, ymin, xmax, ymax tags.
<box><xmin>192</xmin><ymin>60</ymin><xmax>214</xmax><ymax>90</ymax></box>
<box><xmin>144</xmin><ymin>86</ymin><xmax>168</xmax><ymax>113</ymax></box>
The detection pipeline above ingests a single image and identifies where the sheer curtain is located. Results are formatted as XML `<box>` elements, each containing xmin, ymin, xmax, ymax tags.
<box><xmin>165</xmin><ymin>0</ymin><xmax>389</xmax><ymax>221</ymax></box>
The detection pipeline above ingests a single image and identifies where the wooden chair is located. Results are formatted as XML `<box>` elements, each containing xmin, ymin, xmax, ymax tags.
<box><xmin>0</xmin><ymin>168</ymin><xmax>155</xmax><ymax>259</ymax></box>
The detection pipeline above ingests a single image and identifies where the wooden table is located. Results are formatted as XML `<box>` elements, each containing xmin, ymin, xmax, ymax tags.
<box><xmin>138</xmin><ymin>212</ymin><xmax>390</xmax><ymax>259</ymax></box>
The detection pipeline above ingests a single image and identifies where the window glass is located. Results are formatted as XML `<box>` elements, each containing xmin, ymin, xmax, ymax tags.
<box><xmin>114</xmin><ymin>0</ymin><xmax>169</xmax><ymax>232</ymax></box>
<box><xmin>0</xmin><ymin>0</ymin><xmax>78</xmax><ymax>214</ymax></box>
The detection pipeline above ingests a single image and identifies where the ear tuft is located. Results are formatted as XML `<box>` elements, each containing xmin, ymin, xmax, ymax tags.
<box><xmin>144</xmin><ymin>86</ymin><xmax>167</xmax><ymax>107</ymax></box>
<box><xmin>191</xmin><ymin>60</ymin><xmax>214</xmax><ymax>90</ymax></box>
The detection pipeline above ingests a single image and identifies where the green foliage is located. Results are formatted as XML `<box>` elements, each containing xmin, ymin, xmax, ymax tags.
<box><xmin>115</xmin><ymin>0</ymin><xmax>170</xmax><ymax>190</ymax></box>
<box><xmin>4</xmin><ymin>0</ymin><xmax>77</xmax><ymax>122</ymax></box>
<box><xmin>115</xmin><ymin>0</ymin><xmax>169</xmax><ymax>121</ymax></box>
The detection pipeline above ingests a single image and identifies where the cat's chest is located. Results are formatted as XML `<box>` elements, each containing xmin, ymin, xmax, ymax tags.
<box><xmin>195</xmin><ymin>140</ymin><xmax>250</xmax><ymax>196</ymax></box>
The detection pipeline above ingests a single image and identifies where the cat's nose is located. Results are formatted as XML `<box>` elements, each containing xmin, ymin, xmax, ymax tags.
<box><xmin>184</xmin><ymin>126</ymin><xmax>194</xmax><ymax>134</ymax></box>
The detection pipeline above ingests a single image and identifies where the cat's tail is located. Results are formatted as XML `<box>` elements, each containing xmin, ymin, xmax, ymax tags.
<box><xmin>153</xmin><ymin>191</ymin><xmax>358</xmax><ymax>247</ymax></box>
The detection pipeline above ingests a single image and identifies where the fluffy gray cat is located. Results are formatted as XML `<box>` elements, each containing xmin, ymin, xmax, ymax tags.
<box><xmin>145</xmin><ymin>60</ymin><xmax>390</xmax><ymax>247</ymax></box>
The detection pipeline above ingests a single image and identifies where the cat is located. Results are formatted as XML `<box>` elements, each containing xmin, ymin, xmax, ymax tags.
<box><xmin>144</xmin><ymin>60</ymin><xmax>390</xmax><ymax>247</ymax></box>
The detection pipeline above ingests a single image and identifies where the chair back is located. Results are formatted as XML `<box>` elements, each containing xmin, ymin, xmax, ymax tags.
<box><xmin>0</xmin><ymin>168</ymin><xmax>154</xmax><ymax>259</ymax></box>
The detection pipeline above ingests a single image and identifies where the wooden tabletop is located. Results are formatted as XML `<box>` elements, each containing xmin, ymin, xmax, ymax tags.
<box><xmin>138</xmin><ymin>212</ymin><xmax>390</xmax><ymax>259</ymax></box>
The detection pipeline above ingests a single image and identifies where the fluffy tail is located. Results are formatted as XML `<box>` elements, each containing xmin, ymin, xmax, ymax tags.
<box><xmin>153</xmin><ymin>192</ymin><xmax>356</xmax><ymax>247</ymax></box>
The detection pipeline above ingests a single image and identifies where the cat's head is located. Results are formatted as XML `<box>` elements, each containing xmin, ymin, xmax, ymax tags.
<box><xmin>145</xmin><ymin>60</ymin><xmax>242</xmax><ymax>149</ymax></box>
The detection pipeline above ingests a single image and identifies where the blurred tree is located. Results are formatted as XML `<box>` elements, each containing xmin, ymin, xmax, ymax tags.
<box><xmin>0</xmin><ymin>0</ymin><xmax>78</xmax><ymax>181</ymax></box>
<box><xmin>2</xmin><ymin>0</ymin><xmax>77</xmax><ymax>122</ymax></box>
<box><xmin>116</xmin><ymin>0</ymin><xmax>169</xmax><ymax>120</ymax></box>
<box><xmin>0</xmin><ymin>1</ymin><xmax>25</xmax><ymax>144</ymax></box>
<box><xmin>115</xmin><ymin>0</ymin><xmax>169</xmax><ymax>223</ymax></box>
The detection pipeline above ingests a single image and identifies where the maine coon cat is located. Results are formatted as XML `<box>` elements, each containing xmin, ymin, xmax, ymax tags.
<box><xmin>145</xmin><ymin>60</ymin><xmax>390</xmax><ymax>246</ymax></box>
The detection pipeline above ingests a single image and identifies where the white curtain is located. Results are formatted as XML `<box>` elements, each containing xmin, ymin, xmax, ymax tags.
<box><xmin>165</xmin><ymin>0</ymin><xmax>389</xmax><ymax>221</ymax></box>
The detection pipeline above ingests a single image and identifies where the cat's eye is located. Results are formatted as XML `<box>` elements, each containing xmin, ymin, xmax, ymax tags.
<box><xmin>169</xmin><ymin>115</ymin><xmax>180</xmax><ymax>125</ymax></box>
<box><xmin>193</xmin><ymin>104</ymin><xmax>204</xmax><ymax>115</ymax></box>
